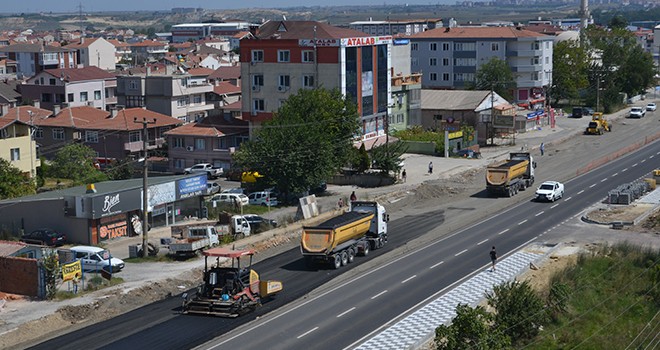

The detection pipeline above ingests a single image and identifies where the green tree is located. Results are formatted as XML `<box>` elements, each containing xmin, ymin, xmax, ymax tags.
<box><xmin>0</xmin><ymin>158</ymin><xmax>36</xmax><ymax>199</ymax></box>
<box><xmin>474</xmin><ymin>57</ymin><xmax>517</xmax><ymax>101</ymax></box>
<box><xmin>41</xmin><ymin>250</ymin><xmax>59</xmax><ymax>300</ymax></box>
<box><xmin>105</xmin><ymin>158</ymin><xmax>134</xmax><ymax>180</ymax></box>
<box><xmin>551</xmin><ymin>39</ymin><xmax>589</xmax><ymax>105</ymax></box>
<box><xmin>233</xmin><ymin>88</ymin><xmax>359</xmax><ymax>198</ymax></box>
<box><xmin>370</xmin><ymin>140</ymin><xmax>407</xmax><ymax>174</ymax></box>
<box><xmin>486</xmin><ymin>280</ymin><xmax>547</xmax><ymax>343</ymax></box>
<box><xmin>354</xmin><ymin>143</ymin><xmax>371</xmax><ymax>173</ymax></box>
<box><xmin>608</xmin><ymin>15</ymin><xmax>628</xmax><ymax>29</ymax></box>
<box><xmin>49</xmin><ymin>144</ymin><xmax>107</xmax><ymax>185</ymax></box>
<box><xmin>435</xmin><ymin>303</ymin><xmax>512</xmax><ymax>350</ymax></box>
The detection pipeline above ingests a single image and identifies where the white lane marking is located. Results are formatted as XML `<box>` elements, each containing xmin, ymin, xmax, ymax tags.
<box><xmin>430</xmin><ymin>261</ymin><xmax>444</xmax><ymax>269</ymax></box>
<box><xmin>650</xmin><ymin>155</ymin><xmax>655</xmax><ymax>159</ymax></box>
<box><xmin>371</xmin><ymin>290</ymin><xmax>388</xmax><ymax>300</ymax></box>
<box><xmin>535</xmin><ymin>211</ymin><xmax>545</xmax><ymax>217</ymax></box>
<box><xmin>600</xmin><ymin>178</ymin><xmax>607</xmax><ymax>182</ymax></box>
<box><xmin>622</xmin><ymin>168</ymin><xmax>628</xmax><ymax>172</ymax></box>
<box><xmin>477</xmin><ymin>239</ymin><xmax>488</xmax><ymax>246</ymax></box>
<box><xmin>401</xmin><ymin>275</ymin><xmax>417</xmax><ymax>284</ymax></box>
<box><xmin>498</xmin><ymin>228</ymin><xmax>509</xmax><ymax>235</ymax></box>
<box><xmin>518</xmin><ymin>219</ymin><xmax>528</xmax><ymax>225</ymax></box>
<box><xmin>641</xmin><ymin>159</ymin><xmax>646</xmax><ymax>163</ymax></box>
<box><xmin>551</xmin><ymin>203</ymin><xmax>559</xmax><ymax>209</ymax></box>
<box><xmin>297</xmin><ymin>327</ymin><xmax>319</xmax><ymax>339</ymax></box>
<box><xmin>565</xmin><ymin>197</ymin><xmax>572</xmax><ymax>201</ymax></box>
<box><xmin>337</xmin><ymin>307</ymin><xmax>355</xmax><ymax>318</ymax></box>
<box><xmin>577</xmin><ymin>190</ymin><xmax>584</xmax><ymax>194</ymax></box>
<box><xmin>633</xmin><ymin>163</ymin><xmax>638</xmax><ymax>167</ymax></box>
<box><xmin>612</xmin><ymin>172</ymin><xmax>618</xmax><ymax>177</ymax></box>
<box><xmin>455</xmin><ymin>249</ymin><xmax>468</xmax><ymax>256</ymax></box>
<box><xmin>589</xmin><ymin>184</ymin><xmax>596</xmax><ymax>188</ymax></box>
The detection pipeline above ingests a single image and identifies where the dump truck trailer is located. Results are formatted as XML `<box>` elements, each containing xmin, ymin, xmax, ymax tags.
<box><xmin>486</xmin><ymin>152</ymin><xmax>536</xmax><ymax>197</ymax></box>
<box><xmin>301</xmin><ymin>201</ymin><xmax>388</xmax><ymax>269</ymax></box>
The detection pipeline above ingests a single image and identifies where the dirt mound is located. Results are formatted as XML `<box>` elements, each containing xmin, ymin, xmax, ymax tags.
<box><xmin>585</xmin><ymin>204</ymin><xmax>653</xmax><ymax>224</ymax></box>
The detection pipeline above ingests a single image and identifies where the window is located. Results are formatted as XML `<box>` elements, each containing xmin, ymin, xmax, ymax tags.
<box><xmin>253</xmin><ymin>99</ymin><xmax>265</xmax><ymax>112</ymax></box>
<box><xmin>532</xmin><ymin>41</ymin><xmax>540</xmax><ymax>50</ymax></box>
<box><xmin>278</xmin><ymin>50</ymin><xmax>290</xmax><ymax>62</ymax></box>
<box><xmin>94</xmin><ymin>90</ymin><xmax>102</xmax><ymax>100</ymax></box>
<box><xmin>34</xmin><ymin>127</ymin><xmax>43</xmax><ymax>139</ymax></box>
<box><xmin>128</xmin><ymin>80</ymin><xmax>139</xmax><ymax>90</ymax></box>
<box><xmin>192</xmin><ymin>94</ymin><xmax>202</xmax><ymax>104</ymax></box>
<box><xmin>126</xmin><ymin>95</ymin><xmax>145</xmax><ymax>108</ymax></box>
<box><xmin>278</xmin><ymin>75</ymin><xmax>290</xmax><ymax>89</ymax></box>
<box><xmin>252</xmin><ymin>74</ymin><xmax>264</xmax><ymax>87</ymax></box>
<box><xmin>429</xmin><ymin>42</ymin><xmax>437</xmax><ymax>51</ymax></box>
<box><xmin>174</xmin><ymin>158</ymin><xmax>185</xmax><ymax>169</ymax></box>
<box><xmin>303</xmin><ymin>75</ymin><xmax>315</xmax><ymax>88</ymax></box>
<box><xmin>194</xmin><ymin>138</ymin><xmax>205</xmax><ymax>150</ymax></box>
<box><xmin>10</xmin><ymin>148</ymin><xmax>19</xmax><ymax>161</ymax></box>
<box><xmin>430</xmin><ymin>72</ymin><xmax>438</xmax><ymax>81</ymax></box>
<box><xmin>454</xmin><ymin>42</ymin><xmax>476</xmax><ymax>51</ymax></box>
<box><xmin>302</xmin><ymin>50</ymin><xmax>315</xmax><ymax>62</ymax></box>
<box><xmin>251</xmin><ymin>50</ymin><xmax>264</xmax><ymax>62</ymax></box>
<box><xmin>453</xmin><ymin>73</ymin><xmax>475</xmax><ymax>82</ymax></box>
<box><xmin>411</xmin><ymin>43</ymin><xmax>418</xmax><ymax>51</ymax></box>
<box><xmin>49</xmin><ymin>78</ymin><xmax>56</xmax><ymax>85</ymax></box>
<box><xmin>41</xmin><ymin>93</ymin><xmax>52</xmax><ymax>103</ymax></box>
<box><xmin>491</xmin><ymin>43</ymin><xmax>500</xmax><ymax>51</ymax></box>
<box><xmin>442</xmin><ymin>73</ymin><xmax>450</xmax><ymax>81</ymax></box>
<box><xmin>129</xmin><ymin>131</ymin><xmax>141</xmax><ymax>143</ymax></box>
<box><xmin>52</xmin><ymin>128</ymin><xmax>64</xmax><ymax>140</ymax></box>
<box><xmin>454</xmin><ymin>58</ymin><xmax>476</xmax><ymax>66</ymax></box>
<box><xmin>85</xmin><ymin>130</ymin><xmax>99</xmax><ymax>143</ymax></box>
<box><xmin>67</xmin><ymin>93</ymin><xmax>74</xmax><ymax>102</ymax></box>
<box><xmin>80</xmin><ymin>92</ymin><xmax>88</xmax><ymax>102</ymax></box>
<box><xmin>545</xmin><ymin>41</ymin><xmax>549</xmax><ymax>49</ymax></box>
<box><xmin>429</xmin><ymin>58</ymin><xmax>437</xmax><ymax>66</ymax></box>
<box><xmin>545</xmin><ymin>57</ymin><xmax>549</xmax><ymax>64</ymax></box>
<box><xmin>442</xmin><ymin>43</ymin><xmax>450</xmax><ymax>51</ymax></box>
<box><xmin>173</xmin><ymin>137</ymin><xmax>184</xmax><ymax>148</ymax></box>
<box><xmin>442</xmin><ymin>58</ymin><xmax>449</xmax><ymax>66</ymax></box>
<box><xmin>411</xmin><ymin>58</ymin><xmax>418</xmax><ymax>66</ymax></box>
<box><xmin>177</xmin><ymin>97</ymin><xmax>189</xmax><ymax>106</ymax></box>
<box><xmin>531</xmin><ymin>56</ymin><xmax>540</xmax><ymax>65</ymax></box>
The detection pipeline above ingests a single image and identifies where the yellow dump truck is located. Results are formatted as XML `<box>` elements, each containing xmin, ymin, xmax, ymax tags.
<box><xmin>585</xmin><ymin>112</ymin><xmax>612</xmax><ymax>135</ymax></box>
<box><xmin>486</xmin><ymin>152</ymin><xmax>536</xmax><ymax>197</ymax></box>
<box><xmin>301</xmin><ymin>201</ymin><xmax>389</xmax><ymax>269</ymax></box>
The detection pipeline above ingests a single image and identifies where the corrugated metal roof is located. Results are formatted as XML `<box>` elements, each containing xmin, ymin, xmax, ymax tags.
<box><xmin>421</xmin><ymin>90</ymin><xmax>491</xmax><ymax>110</ymax></box>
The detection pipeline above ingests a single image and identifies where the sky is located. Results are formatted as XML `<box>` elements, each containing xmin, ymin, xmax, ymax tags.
<box><xmin>2</xmin><ymin>1</ymin><xmax>452</xmax><ymax>14</ymax></box>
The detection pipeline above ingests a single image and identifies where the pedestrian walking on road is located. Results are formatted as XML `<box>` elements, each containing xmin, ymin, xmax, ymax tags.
<box><xmin>428</xmin><ymin>162</ymin><xmax>433</xmax><ymax>175</ymax></box>
<box><xmin>540</xmin><ymin>142</ymin><xmax>545</xmax><ymax>156</ymax></box>
<box><xmin>337</xmin><ymin>197</ymin><xmax>344</xmax><ymax>209</ymax></box>
<box><xmin>490</xmin><ymin>246</ymin><xmax>498</xmax><ymax>272</ymax></box>
<box><xmin>401</xmin><ymin>169</ymin><xmax>407</xmax><ymax>183</ymax></box>
<box><xmin>350</xmin><ymin>191</ymin><xmax>357</xmax><ymax>202</ymax></box>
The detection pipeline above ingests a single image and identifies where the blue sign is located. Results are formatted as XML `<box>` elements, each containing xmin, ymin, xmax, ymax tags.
<box><xmin>393</xmin><ymin>38</ymin><xmax>410</xmax><ymax>46</ymax></box>
<box><xmin>526</xmin><ymin>110</ymin><xmax>544</xmax><ymax>119</ymax></box>
<box><xmin>177</xmin><ymin>175</ymin><xmax>207</xmax><ymax>199</ymax></box>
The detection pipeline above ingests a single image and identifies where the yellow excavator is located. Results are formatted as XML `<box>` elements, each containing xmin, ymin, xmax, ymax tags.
<box><xmin>585</xmin><ymin>112</ymin><xmax>612</xmax><ymax>135</ymax></box>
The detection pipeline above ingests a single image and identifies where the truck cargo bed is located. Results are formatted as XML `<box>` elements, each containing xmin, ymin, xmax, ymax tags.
<box><xmin>305</xmin><ymin>211</ymin><xmax>373</xmax><ymax>230</ymax></box>
<box><xmin>490</xmin><ymin>159</ymin><xmax>526</xmax><ymax>169</ymax></box>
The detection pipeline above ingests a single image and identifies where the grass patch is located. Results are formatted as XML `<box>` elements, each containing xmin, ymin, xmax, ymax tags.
<box><xmin>84</xmin><ymin>276</ymin><xmax>124</xmax><ymax>291</ymax></box>
<box><xmin>124</xmin><ymin>254</ymin><xmax>175</xmax><ymax>263</ymax></box>
<box><xmin>527</xmin><ymin>243</ymin><xmax>660</xmax><ymax>349</ymax></box>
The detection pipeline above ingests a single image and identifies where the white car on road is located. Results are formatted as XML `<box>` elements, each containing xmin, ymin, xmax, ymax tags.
<box><xmin>629</xmin><ymin>107</ymin><xmax>646</xmax><ymax>118</ymax></box>
<box><xmin>646</xmin><ymin>103</ymin><xmax>657</xmax><ymax>112</ymax></box>
<box><xmin>535</xmin><ymin>181</ymin><xmax>565</xmax><ymax>202</ymax></box>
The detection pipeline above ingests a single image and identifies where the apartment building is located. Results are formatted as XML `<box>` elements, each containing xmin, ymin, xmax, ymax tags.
<box><xmin>20</xmin><ymin>66</ymin><xmax>118</xmax><ymax>111</ymax></box>
<box><xmin>116</xmin><ymin>67</ymin><xmax>214</xmax><ymax>123</ymax></box>
<box><xmin>171</xmin><ymin>22</ymin><xmax>255</xmax><ymax>43</ymax></box>
<box><xmin>410</xmin><ymin>26</ymin><xmax>553</xmax><ymax>103</ymax></box>
<box><xmin>350</xmin><ymin>18</ymin><xmax>443</xmax><ymax>36</ymax></box>
<box><xmin>64</xmin><ymin>37</ymin><xmax>116</xmax><ymax>71</ymax></box>
<box><xmin>240</xmin><ymin>20</ymin><xmax>393</xmax><ymax>147</ymax></box>
<box><xmin>129</xmin><ymin>40</ymin><xmax>168</xmax><ymax>63</ymax></box>
<box><xmin>0</xmin><ymin>116</ymin><xmax>40</xmax><ymax>177</ymax></box>
<box><xmin>1</xmin><ymin>43</ymin><xmax>77</xmax><ymax>78</ymax></box>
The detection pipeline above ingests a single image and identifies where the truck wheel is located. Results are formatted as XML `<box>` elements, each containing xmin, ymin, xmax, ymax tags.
<box><xmin>507</xmin><ymin>188</ymin><xmax>513</xmax><ymax>197</ymax></box>
<box><xmin>340</xmin><ymin>251</ymin><xmax>349</xmax><ymax>266</ymax></box>
<box><xmin>361</xmin><ymin>243</ymin><xmax>370</xmax><ymax>257</ymax></box>
<box><xmin>347</xmin><ymin>248</ymin><xmax>355</xmax><ymax>263</ymax></box>
<box><xmin>333</xmin><ymin>255</ymin><xmax>342</xmax><ymax>269</ymax></box>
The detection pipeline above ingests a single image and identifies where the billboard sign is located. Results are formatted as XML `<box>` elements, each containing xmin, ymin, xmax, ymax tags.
<box><xmin>177</xmin><ymin>175</ymin><xmax>207</xmax><ymax>199</ymax></box>
<box><xmin>91</xmin><ymin>189</ymin><xmax>141</xmax><ymax>219</ymax></box>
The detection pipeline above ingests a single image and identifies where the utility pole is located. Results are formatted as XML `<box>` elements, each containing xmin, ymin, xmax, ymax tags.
<box><xmin>596</xmin><ymin>71</ymin><xmax>601</xmax><ymax>113</ymax></box>
<box><xmin>134</xmin><ymin>117</ymin><xmax>156</xmax><ymax>258</ymax></box>
<box><xmin>490</xmin><ymin>84</ymin><xmax>495</xmax><ymax>146</ymax></box>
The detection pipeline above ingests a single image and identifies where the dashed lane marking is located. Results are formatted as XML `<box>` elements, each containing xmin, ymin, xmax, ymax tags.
<box><xmin>477</xmin><ymin>239</ymin><xmax>488</xmax><ymax>245</ymax></box>
<box><xmin>455</xmin><ymin>249</ymin><xmax>468</xmax><ymax>256</ymax></box>
<box><xmin>551</xmin><ymin>204</ymin><xmax>559</xmax><ymax>209</ymax></box>
<box><xmin>371</xmin><ymin>290</ymin><xmax>388</xmax><ymax>300</ymax></box>
<box><xmin>297</xmin><ymin>327</ymin><xmax>319</xmax><ymax>339</ymax></box>
<box><xmin>430</xmin><ymin>261</ymin><xmax>444</xmax><ymax>269</ymax></box>
<box><xmin>578</xmin><ymin>190</ymin><xmax>584</xmax><ymax>194</ymax></box>
<box><xmin>337</xmin><ymin>307</ymin><xmax>356</xmax><ymax>318</ymax></box>
<box><xmin>401</xmin><ymin>275</ymin><xmax>417</xmax><ymax>284</ymax></box>
<box><xmin>518</xmin><ymin>219</ymin><xmax>528</xmax><ymax>225</ymax></box>
<box><xmin>498</xmin><ymin>229</ymin><xmax>509</xmax><ymax>235</ymax></box>
<box><xmin>535</xmin><ymin>211</ymin><xmax>544</xmax><ymax>217</ymax></box>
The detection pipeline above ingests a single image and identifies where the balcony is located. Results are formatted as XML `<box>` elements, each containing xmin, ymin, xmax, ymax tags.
<box><xmin>512</xmin><ymin>65</ymin><xmax>541</xmax><ymax>73</ymax></box>
<box><xmin>124</xmin><ymin>137</ymin><xmax>166</xmax><ymax>152</ymax></box>
<box><xmin>506</xmin><ymin>49</ymin><xmax>543</xmax><ymax>57</ymax></box>
<box><xmin>391</xmin><ymin>73</ymin><xmax>423</xmax><ymax>87</ymax></box>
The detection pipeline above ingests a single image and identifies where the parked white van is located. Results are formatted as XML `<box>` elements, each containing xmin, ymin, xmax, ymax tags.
<box><xmin>247</xmin><ymin>191</ymin><xmax>279</xmax><ymax>206</ymax></box>
<box><xmin>70</xmin><ymin>246</ymin><xmax>125</xmax><ymax>273</ymax></box>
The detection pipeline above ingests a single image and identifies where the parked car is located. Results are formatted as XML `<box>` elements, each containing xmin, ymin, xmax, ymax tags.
<box><xmin>184</xmin><ymin>163</ymin><xmax>224</xmax><ymax>179</ymax></box>
<box><xmin>205</xmin><ymin>182</ymin><xmax>221</xmax><ymax>196</ymax></box>
<box><xmin>535</xmin><ymin>181</ymin><xmax>565</xmax><ymax>202</ymax></box>
<box><xmin>20</xmin><ymin>228</ymin><xmax>66</xmax><ymax>246</ymax></box>
<box><xmin>221</xmin><ymin>187</ymin><xmax>246</xmax><ymax>195</ymax></box>
<box><xmin>69</xmin><ymin>246</ymin><xmax>125</xmax><ymax>273</ymax></box>
<box><xmin>248</xmin><ymin>191</ymin><xmax>279</xmax><ymax>206</ymax></box>
<box><xmin>209</xmin><ymin>193</ymin><xmax>249</xmax><ymax>206</ymax></box>
<box><xmin>629</xmin><ymin>107</ymin><xmax>646</xmax><ymax>118</ymax></box>
<box><xmin>242</xmin><ymin>214</ymin><xmax>278</xmax><ymax>233</ymax></box>
<box><xmin>646</xmin><ymin>103</ymin><xmax>657</xmax><ymax>112</ymax></box>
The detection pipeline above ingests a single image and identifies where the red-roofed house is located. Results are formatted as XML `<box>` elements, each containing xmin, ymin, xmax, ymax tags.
<box><xmin>9</xmin><ymin>105</ymin><xmax>181</xmax><ymax>161</ymax></box>
<box><xmin>129</xmin><ymin>40</ymin><xmax>168</xmax><ymax>62</ymax></box>
<box><xmin>0</xmin><ymin>110</ymin><xmax>40</xmax><ymax>177</ymax></box>
<box><xmin>64</xmin><ymin>37</ymin><xmax>116</xmax><ymax>70</ymax></box>
<box><xmin>208</xmin><ymin>81</ymin><xmax>241</xmax><ymax>117</ymax></box>
<box><xmin>107</xmin><ymin>39</ymin><xmax>132</xmax><ymax>64</ymax></box>
<box><xmin>164</xmin><ymin>115</ymin><xmax>249</xmax><ymax>172</ymax></box>
<box><xmin>208</xmin><ymin>65</ymin><xmax>241</xmax><ymax>86</ymax></box>
<box><xmin>20</xmin><ymin>66</ymin><xmax>117</xmax><ymax>111</ymax></box>
<box><xmin>0</xmin><ymin>42</ymin><xmax>77</xmax><ymax>78</ymax></box>
<box><xmin>409</xmin><ymin>26</ymin><xmax>554</xmax><ymax>102</ymax></box>
<box><xmin>240</xmin><ymin>21</ymin><xmax>392</xmax><ymax>146</ymax></box>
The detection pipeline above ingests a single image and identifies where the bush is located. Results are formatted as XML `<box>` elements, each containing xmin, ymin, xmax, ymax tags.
<box><xmin>486</xmin><ymin>280</ymin><xmax>547</xmax><ymax>343</ymax></box>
